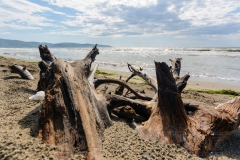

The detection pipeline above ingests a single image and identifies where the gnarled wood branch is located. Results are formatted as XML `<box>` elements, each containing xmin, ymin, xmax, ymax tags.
<box><xmin>94</xmin><ymin>78</ymin><xmax>152</xmax><ymax>101</ymax></box>
<box><xmin>127</xmin><ymin>63</ymin><xmax>157</xmax><ymax>92</ymax></box>
<box><xmin>169</xmin><ymin>58</ymin><xmax>182</xmax><ymax>80</ymax></box>
<box><xmin>105</xmin><ymin>94</ymin><xmax>151</xmax><ymax>119</ymax></box>
<box><xmin>169</xmin><ymin>58</ymin><xmax>190</xmax><ymax>94</ymax></box>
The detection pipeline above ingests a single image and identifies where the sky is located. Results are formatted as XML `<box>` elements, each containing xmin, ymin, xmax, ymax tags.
<box><xmin>0</xmin><ymin>0</ymin><xmax>240</xmax><ymax>47</ymax></box>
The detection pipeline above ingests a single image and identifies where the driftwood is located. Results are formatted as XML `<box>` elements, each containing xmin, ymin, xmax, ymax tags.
<box><xmin>169</xmin><ymin>58</ymin><xmax>190</xmax><ymax>94</ymax></box>
<box><xmin>9</xmin><ymin>65</ymin><xmax>34</xmax><ymax>80</ymax></box>
<box><xmin>37</xmin><ymin>45</ymin><xmax>56</xmax><ymax>91</ymax></box>
<box><xmin>37</xmin><ymin>45</ymin><xmax>240</xmax><ymax>159</ymax></box>
<box><xmin>111</xmin><ymin>59</ymin><xmax>190</xmax><ymax>119</ymax></box>
<box><xmin>38</xmin><ymin>45</ymin><xmax>111</xmax><ymax>159</ymax></box>
<box><xmin>136</xmin><ymin>62</ymin><xmax>240</xmax><ymax>157</ymax></box>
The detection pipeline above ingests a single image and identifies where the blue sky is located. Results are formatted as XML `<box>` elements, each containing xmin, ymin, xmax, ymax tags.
<box><xmin>0</xmin><ymin>0</ymin><xmax>240</xmax><ymax>47</ymax></box>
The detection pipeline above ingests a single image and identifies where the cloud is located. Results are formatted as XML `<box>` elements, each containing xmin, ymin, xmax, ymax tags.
<box><xmin>0</xmin><ymin>0</ymin><xmax>64</xmax><ymax>30</ymax></box>
<box><xmin>45</xmin><ymin>0</ymin><xmax>158</xmax><ymax>10</ymax></box>
<box><xmin>1</xmin><ymin>0</ymin><xmax>240</xmax><ymax>41</ymax></box>
<box><xmin>178</xmin><ymin>0</ymin><xmax>240</xmax><ymax>26</ymax></box>
<box><xmin>45</xmin><ymin>0</ymin><xmax>184</xmax><ymax>36</ymax></box>
<box><xmin>44</xmin><ymin>0</ymin><xmax>240</xmax><ymax>39</ymax></box>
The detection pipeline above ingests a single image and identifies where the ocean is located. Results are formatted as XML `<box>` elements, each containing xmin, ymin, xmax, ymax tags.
<box><xmin>0</xmin><ymin>47</ymin><xmax>239</xmax><ymax>86</ymax></box>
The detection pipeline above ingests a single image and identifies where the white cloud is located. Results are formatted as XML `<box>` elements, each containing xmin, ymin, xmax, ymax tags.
<box><xmin>0</xmin><ymin>0</ymin><xmax>64</xmax><ymax>30</ymax></box>
<box><xmin>179</xmin><ymin>0</ymin><xmax>240</xmax><ymax>26</ymax></box>
<box><xmin>44</xmin><ymin>0</ymin><xmax>240</xmax><ymax>38</ymax></box>
<box><xmin>45</xmin><ymin>0</ymin><xmax>158</xmax><ymax>10</ymax></box>
<box><xmin>44</xmin><ymin>0</ymin><xmax>161</xmax><ymax>36</ymax></box>
<box><xmin>2</xmin><ymin>0</ymin><xmax>239</xmax><ymax>40</ymax></box>
<box><xmin>167</xmin><ymin>3</ymin><xmax>176</xmax><ymax>12</ymax></box>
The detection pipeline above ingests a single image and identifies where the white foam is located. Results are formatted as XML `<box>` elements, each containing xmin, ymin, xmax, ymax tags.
<box><xmin>1</xmin><ymin>47</ymin><xmax>240</xmax><ymax>85</ymax></box>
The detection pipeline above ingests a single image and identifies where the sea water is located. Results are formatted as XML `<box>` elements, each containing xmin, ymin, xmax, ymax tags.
<box><xmin>0</xmin><ymin>47</ymin><xmax>239</xmax><ymax>86</ymax></box>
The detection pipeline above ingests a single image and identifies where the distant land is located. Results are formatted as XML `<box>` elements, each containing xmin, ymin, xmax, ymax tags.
<box><xmin>0</xmin><ymin>38</ymin><xmax>111</xmax><ymax>48</ymax></box>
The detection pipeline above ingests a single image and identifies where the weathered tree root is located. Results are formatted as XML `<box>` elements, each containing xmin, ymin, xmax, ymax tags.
<box><xmin>37</xmin><ymin>45</ymin><xmax>240</xmax><ymax>159</ymax></box>
<box><xmin>136</xmin><ymin>62</ymin><xmax>240</xmax><ymax>157</ymax></box>
<box><xmin>105</xmin><ymin>59</ymin><xmax>190</xmax><ymax>120</ymax></box>
<box><xmin>38</xmin><ymin>45</ymin><xmax>111</xmax><ymax>159</ymax></box>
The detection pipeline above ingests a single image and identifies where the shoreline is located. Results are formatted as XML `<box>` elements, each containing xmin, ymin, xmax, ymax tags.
<box><xmin>98</xmin><ymin>67</ymin><xmax>240</xmax><ymax>92</ymax></box>
<box><xmin>186</xmin><ymin>79</ymin><xmax>240</xmax><ymax>92</ymax></box>
<box><xmin>1</xmin><ymin>51</ymin><xmax>240</xmax><ymax>91</ymax></box>
<box><xmin>0</xmin><ymin>55</ymin><xmax>239</xmax><ymax>92</ymax></box>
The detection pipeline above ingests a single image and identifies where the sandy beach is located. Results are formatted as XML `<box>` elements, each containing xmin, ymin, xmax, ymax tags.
<box><xmin>186</xmin><ymin>80</ymin><xmax>240</xmax><ymax>92</ymax></box>
<box><xmin>0</xmin><ymin>56</ymin><xmax>240</xmax><ymax>160</ymax></box>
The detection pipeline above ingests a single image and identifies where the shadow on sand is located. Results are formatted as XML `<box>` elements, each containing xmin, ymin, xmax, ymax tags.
<box><xmin>4</xmin><ymin>76</ymin><xmax>21</xmax><ymax>80</ymax></box>
<box><xmin>210</xmin><ymin>128</ymin><xmax>240</xmax><ymax>159</ymax></box>
<box><xmin>18</xmin><ymin>104</ymin><xmax>41</xmax><ymax>137</ymax></box>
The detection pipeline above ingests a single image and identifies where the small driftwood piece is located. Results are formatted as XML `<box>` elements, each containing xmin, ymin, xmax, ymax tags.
<box><xmin>9</xmin><ymin>65</ymin><xmax>34</xmax><ymax>80</ymax></box>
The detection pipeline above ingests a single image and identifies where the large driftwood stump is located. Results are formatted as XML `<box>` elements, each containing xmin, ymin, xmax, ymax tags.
<box><xmin>136</xmin><ymin>62</ymin><xmax>240</xmax><ymax>157</ymax></box>
<box><xmin>37</xmin><ymin>45</ymin><xmax>240</xmax><ymax>159</ymax></box>
<box><xmin>38</xmin><ymin>45</ymin><xmax>111</xmax><ymax>159</ymax></box>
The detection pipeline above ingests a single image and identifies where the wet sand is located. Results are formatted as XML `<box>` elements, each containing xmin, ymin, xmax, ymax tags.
<box><xmin>186</xmin><ymin>80</ymin><xmax>240</xmax><ymax>92</ymax></box>
<box><xmin>0</xmin><ymin>57</ymin><xmax>239</xmax><ymax>160</ymax></box>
